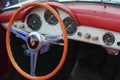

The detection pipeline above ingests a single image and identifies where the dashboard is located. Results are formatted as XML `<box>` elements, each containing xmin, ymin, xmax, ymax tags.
<box><xmin>1</xmin><ymin>2</ymin><xmax>120</xmax><ymax>50</ymax></box>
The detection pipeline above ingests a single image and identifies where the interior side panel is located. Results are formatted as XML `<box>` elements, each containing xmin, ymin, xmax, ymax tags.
<box><xmin>0</xmin><ymin>25</ymin><xmax>9</xmax><ymax>80</ymax></box>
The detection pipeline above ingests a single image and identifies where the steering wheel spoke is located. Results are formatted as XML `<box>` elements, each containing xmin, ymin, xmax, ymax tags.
<box><xmin>53</xmin><ymin>42</ymin><xmax>64</xmax><ymax>46</ymax></box>
<box><xmin>10</xmin><ymin>27</ymin><xmax>29</xmax><ymax>42</ymax></box>
<box><xmin>43</xmin><ymin>34</ymin><xmax>63</xmax><ymax>45</ymax></box>
<box><xmin>30</xmin><ymin>51</ymin><xmax>38</xmax><ymax>76</ymax></box>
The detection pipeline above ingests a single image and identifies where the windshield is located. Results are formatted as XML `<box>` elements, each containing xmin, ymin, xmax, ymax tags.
<box><xmin>0</xmin><ymin>0</ymin><xmax>120</xmax><ymax>9</ymax></box>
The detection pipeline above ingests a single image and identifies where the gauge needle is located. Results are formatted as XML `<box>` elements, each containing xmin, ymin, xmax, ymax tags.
<box><xmin>33</xmin><ymin>20</ymin><xmax>36</xmax><ymax>24</ymax></box>
<box><xmin>49</xmin><ymin>15</ymin><xmax>54</xmax><ymax>20</ymax></box>
<box><xmin>66</xmin><ymin>24</ymin><xmax>72</xmax><ymax>30</ymax></box>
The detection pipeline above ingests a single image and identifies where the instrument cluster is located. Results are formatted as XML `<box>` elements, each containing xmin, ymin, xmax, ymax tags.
<box><xmin>24</xmin><ymin>7</ymin><xmax>77</xmax><ymax>36</ymax></box>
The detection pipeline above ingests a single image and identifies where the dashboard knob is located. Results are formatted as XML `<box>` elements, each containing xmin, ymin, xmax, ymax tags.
<box><xmin>19</xmin><ymin>24</ymin><xmax>24</xmax><ymax>29</ymax></box>
<box><xmin>92</xmin><ymin>36</ymin><xmax>98</xmax><ymax>41</ymax></box>
<box><xmin>13</xmin><ymin>24</ymin><xmax>17</xmax><ymax>27</ymax></box>
<box><xmin>84</xmin><ymin>33</ymin><xmax>91</xmax><ymax>39</ymax></box>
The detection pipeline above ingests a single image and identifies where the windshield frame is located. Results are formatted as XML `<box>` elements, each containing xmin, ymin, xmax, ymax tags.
<box><xmin>1</xmin><ymin>0</ymin><xmax>120</xmax><ymax>11</ymax></box>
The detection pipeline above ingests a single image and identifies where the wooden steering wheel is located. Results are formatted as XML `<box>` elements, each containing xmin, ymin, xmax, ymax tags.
<box><xmin>6</xmin><ymin>2</ymin><xmax>68</xmax><ymax>80</ymax></box>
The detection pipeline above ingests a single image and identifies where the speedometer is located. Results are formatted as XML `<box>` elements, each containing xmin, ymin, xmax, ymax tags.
<box><xmin>63</xmin><ymin>17</ymin><xmax>77</xmax><ymax>36</ymax></box>
<box><xmin>27</xmin><ymin>14</ymin><xmax>42</xmax><ymax>31</ymax></box>
<box><xmin>44</xmin><ymin>8</ymin><xmax>58</xmax><ymax>25</ymax></box>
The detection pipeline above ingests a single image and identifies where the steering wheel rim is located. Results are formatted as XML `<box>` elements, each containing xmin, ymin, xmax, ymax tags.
<box><xmin>6</xmin><ymin>2</ymin><xmax>68</xmax><ymax>80</ymax></box>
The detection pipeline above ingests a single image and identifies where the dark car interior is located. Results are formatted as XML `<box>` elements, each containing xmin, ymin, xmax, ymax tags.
<box><xmin>1</xmin><ymin>0</ymin><xmax>120</xmax><ymax>80</ymax></box>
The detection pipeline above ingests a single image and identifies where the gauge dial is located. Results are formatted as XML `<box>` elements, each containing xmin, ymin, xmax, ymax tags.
<box><xmin>27</xmin><ymin>14</ymin><xmax>42</xmax><ymax>31</ymax></box>
<box><xmin>103</xmin><ymin>32</ymin><xmax>115</xmax><ymax>46</ymax></box>
<box><xmin>63</xmin><ymin>17</ymin><xmax>77</xmax><ymax>36</ymax></box>
<box><xmin>44</xmin><ymin>8</ymin><xmax>58</xmax><ymax>25</ymax></box>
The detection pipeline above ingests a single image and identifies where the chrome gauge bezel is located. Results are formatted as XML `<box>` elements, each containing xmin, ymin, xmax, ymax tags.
<box><xmin>103</xmin><ymin>32</ymin><xmax>115</xmax><ymax>46</ymax></box>
<box><xmin>27</xmin><ymin>13</ymin><xmax>42</xmax><ymax>31</ymax></box>
<box><xmin>44</xmin><ymin>8</ymin><xmax>59</xmax><ymax>25</ymax></box>
<box><xmin>63</xmin><ymin>17</ymin><xmax>77</xmax><ymax>36</ymax></box>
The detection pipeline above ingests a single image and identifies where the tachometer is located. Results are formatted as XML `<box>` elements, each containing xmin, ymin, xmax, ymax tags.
<box><xmin>63</xmin><ymin>17</ymin><xmax>77</xmax><ymax>36</ymax></box>
<box><xmin>44</xmin><ymin>8</ymin><xmax>58</xmax><ymax>25</ymax></box>
<box><xmin>27</xmin><ymin>14</ymin><xmax>42</xmax><ymax>31</ymax></box>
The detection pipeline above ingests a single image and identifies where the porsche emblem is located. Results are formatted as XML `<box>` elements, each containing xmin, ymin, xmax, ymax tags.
<box><xmin>28</xmin><ymin>35</ymin><xmax>39</xmax><ymax>49</ymax></box>
<box><xmin>30</xmin><ymin>39</ymin><xmax>36</xmax><ymax>46</ymax></box>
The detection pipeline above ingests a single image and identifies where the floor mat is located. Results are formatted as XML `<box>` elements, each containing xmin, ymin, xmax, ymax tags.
<box><xmin>67</xmin><ymin>53</ymin><xmax>103</xmax><ymax>80</ymax></box>
<box><xmin>68</xmin><ymin>64</ymin><xmax>102</xmax><ymax>80</ymax></box>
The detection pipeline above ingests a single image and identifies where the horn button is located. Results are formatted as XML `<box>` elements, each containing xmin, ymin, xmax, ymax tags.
<box><xmin>27</xmin><ymin>32</ymin><xmax>44</xmax><ymax>50</ymax></box>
